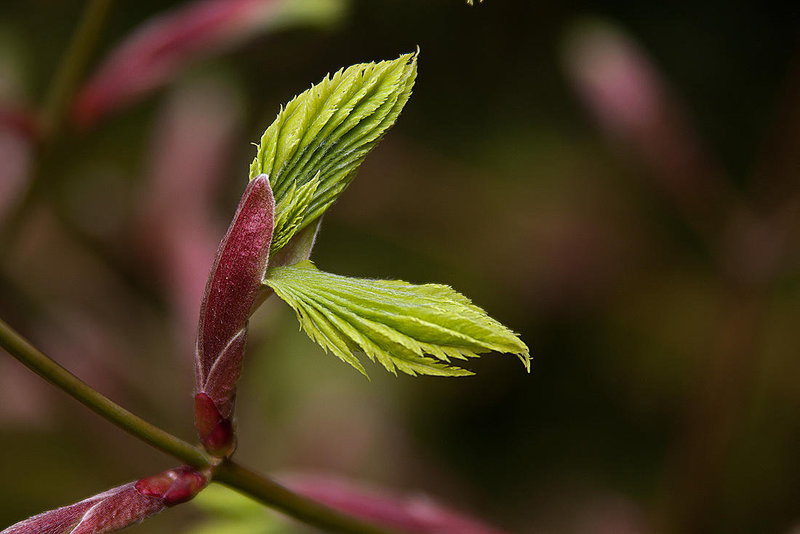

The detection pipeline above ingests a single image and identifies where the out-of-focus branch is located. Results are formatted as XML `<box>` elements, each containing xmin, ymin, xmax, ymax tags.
<box><xmin>0</xmin><ymin>0</ymin><xmax>113</xmax><ymax>250</ymax></box>
<box><xmin>563</xmin><ymin>20</ymin><xmax>736</xmax><ymax>239</ymax></box>
<box><xmin>565</xmin><ymin>20</ymin><xmax>800</xmax><ymax>534</ymax></box>
<box><xmin>41</xmin><ymin>0</ymin><xmax>113</xmax><ymax>140</ymax></box>
<box><xmin>71</xmin><ymin>0</ymin><xmax>347</xmax><ymax>128</ymax></box>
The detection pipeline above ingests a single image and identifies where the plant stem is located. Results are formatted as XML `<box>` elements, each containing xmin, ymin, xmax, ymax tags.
<box><xmin>0</xmin><ymin>316</ymin><xmax>401</xmax><ymax>534</ymax></box>
<box><xmin>214</xmin><ymin>462</ymin><xmax>403</xmax><ymax>534</ymax></box>
<box><xmin>0</xmin><ymin>316</ymin><xmax>212</xmax><ymax>468</ymax></box>
<box><xmin>0</xmin><ymin>0</ymin><xmax>112</xmax><ymax>251</ymax></box>
<box><xmin>41</xmin><ymin>0</ymin><xmax>113</xmax><ymax>140</ymax></box>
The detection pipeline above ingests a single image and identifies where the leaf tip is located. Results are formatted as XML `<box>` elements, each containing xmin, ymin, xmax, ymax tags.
<box><xmin>520</xmin><ymin>349</ymin><xmax>532</xmax><ymax>373</ymax></box>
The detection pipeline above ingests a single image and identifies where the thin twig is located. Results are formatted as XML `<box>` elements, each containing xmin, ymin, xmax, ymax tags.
<box><xmin>0</xmin><ymin>316</ymin><xmax>212</xmax><ymax>468</ymax></box>
<box><xmin>214</xmin><ymin>462</ymin><xmax>404</xmax><ymax>534</ymax></box>
<box><xmin>0</xmin><ymin>316</ymin><xmax>401</xmax><ymax>534</ymax></box>
<box><xmin>0</xmin><ymin>0</ymin><xmax>113</xmax><ymax>250</ymax></box>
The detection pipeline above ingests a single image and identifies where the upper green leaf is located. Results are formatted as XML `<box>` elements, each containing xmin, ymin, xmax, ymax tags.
<box><xmin>264</xmin><ymin>261</ymin><xmax>530</xmax><ymax>377</ymax></box>
<box><xmin>250</xmin><ymin>51</ymin><xmax>418</xmax><ymax>254</ymax></box>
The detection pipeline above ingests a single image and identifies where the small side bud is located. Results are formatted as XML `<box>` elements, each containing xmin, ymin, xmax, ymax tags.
<box><xmin>135</xmin><ymin>465</ymin><xmax>208</xmax><ymax>507</ymax></box>
<box><xmin>2</xmin><ymin>467</ymin><xmax>207</xmax><ymax>534</ymax></box>
<box><xmin>194</xmin><ymin>392</ymin><xmax>235</xmax><ymax>457</ymax></box>
<box><xmin>194</xmin><ymin>174</ymin><xmax>275</xmax><ymax>456</ymax></box>
<box><xmin>2</xmin><ymin>484</ymin><xmax>162</xmax><ymax>534</ymax></box>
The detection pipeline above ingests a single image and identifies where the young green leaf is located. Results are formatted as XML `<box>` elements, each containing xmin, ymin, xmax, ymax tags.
<box><xmin>264</xmin><ymin>261</ymin><xmax>530</xmax><ymax>377</ymax></box>
<box><xmin>270</xmin><ymin>171</ymin><xmax>321</xmax><ymax>252</ymax></box>
<box><xmin>249</xmin><ymin>51</ymin><xmax>418</xmax><ymax>254</ymax></box>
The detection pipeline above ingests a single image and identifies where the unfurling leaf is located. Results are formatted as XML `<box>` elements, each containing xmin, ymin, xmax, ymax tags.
<box><xmin>2</xmin><ymin>467</ymin><xmax>206</xmax><ymax>534</ymax></box>
<box><xmin>249</xmin><ymin>51</ymin><xmax>417</xmax><ymax>254</ymax></box>
<box><xmin>264</xmin><ymin>261</ymin><xmax>530</xmax><ymax>377</ymax></box>
<box><xmin>195</xmin><ymin>174</ymin><xmax>274</xmax><ymax>456</ymax></box>
<box><xmin>270</xmin><ymin>171</ymin><xmax>321</xmax><ymax>252</ymax></box>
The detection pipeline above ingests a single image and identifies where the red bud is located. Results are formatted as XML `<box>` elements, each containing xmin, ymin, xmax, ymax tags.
<box><xmin>136</xmin><ymin>465</ymin><xmax>208</xmax><ymax>507</ymax></box>
<box><xmin>2</xmin><ymin>466</ymin><xmax>208</xmax><ymax>534</ymax></box>
<box><xmin>195</xmin><ymin>175</ymin><xmax>274</xmax><ymax>456</ymax></box>
<box><xmin>193</xmin><ymin>392</ymin><xmax>235</xmax><ymax>457</ymax></box>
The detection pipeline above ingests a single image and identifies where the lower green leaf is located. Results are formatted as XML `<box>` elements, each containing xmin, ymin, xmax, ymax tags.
<box><xmin>264</xmin><ymin>261</ymin><xmax>530</xmax><ymax>377</ymax></box>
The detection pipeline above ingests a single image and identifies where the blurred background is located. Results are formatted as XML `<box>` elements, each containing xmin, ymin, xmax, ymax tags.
<box><xmin>1</xmin><ymin>1</ymin><xmax>799</xmax><ymax>533</ymax></box>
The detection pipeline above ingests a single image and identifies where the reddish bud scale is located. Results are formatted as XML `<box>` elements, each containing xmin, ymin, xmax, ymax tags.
<box><xmin>135</xmin><ymin>466</ymin><xmax>208</xmax><ymax>507</ymax></box>
<box><xmin>195</xmin><ymin>175</ymin><xmax>274</xmax><ymax>456</ymax></box>
<box><xmin>194</xmin><ymin>392</ymin><xmax>235</xmax><ymax>457</ymax></box>
<box><xmin>1</xmin><ymin>465</ymin><xmax>206</xmax><ymax>534</ymax></box>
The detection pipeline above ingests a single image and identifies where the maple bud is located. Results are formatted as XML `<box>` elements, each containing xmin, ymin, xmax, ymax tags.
<box><xmin>2</xmin><ymin>467</ymin><xmax>206</xmax><ymax>534</ymax></box>
<box><xmin>195</xmin><ymin>174</ymin><xmax>274</xmax><ymax>456</ymax></box>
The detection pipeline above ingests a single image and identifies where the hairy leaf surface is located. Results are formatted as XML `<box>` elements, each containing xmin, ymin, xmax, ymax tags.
<box><xmin>264</xmin><ymin>261</ymin><xmax>530</xmax><ymax>377</ymax></box>
<box><xmin>249</xmin><ymin>51</ymin><xmax>417</xmax><ymax>253</ymax></box>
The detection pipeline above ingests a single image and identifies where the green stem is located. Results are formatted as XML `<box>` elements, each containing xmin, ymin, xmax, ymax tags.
<box><xmin>0</xmin><ymin>317</ymin><xmax>401</xmax><ymax>534</ymax></box>
<box><xmin>0</xmin><ymin>316</ymin><xmax>212</xmax><ymax>468</ymax></box>
<box><xmin>41</xmin><ymin>0</ymin><xmax>113</xmax><ymax>140</ymax></box>
<box><xmin>214</xmin><ymin>462</ymin><xmax>403</xmax><ymax>534</ymax></box>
